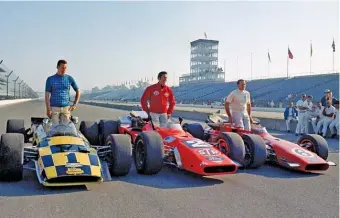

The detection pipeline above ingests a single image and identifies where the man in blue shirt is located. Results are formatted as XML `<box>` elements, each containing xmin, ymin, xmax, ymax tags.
<box><xmin>284</xmin><ymin>101</ymin><xmax>298</xmax><ymax>133</ymax></box>
<box><xmin>45</xmin><ymin>60</ymin><xmax>81</xmax><ymax>124</ymax></box>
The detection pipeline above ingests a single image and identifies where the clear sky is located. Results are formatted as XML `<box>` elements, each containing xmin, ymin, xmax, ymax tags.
<box><xmin>0</xmin><ymin>1</ymin><xmax>338</xmax><ymax>92</ymax></box>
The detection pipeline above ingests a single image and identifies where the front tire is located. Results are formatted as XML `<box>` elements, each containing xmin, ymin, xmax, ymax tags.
<box><xmin>216</xmin><ymin>132</ymin><xmax>246</xmax><ymax>164</ymax></box>
<box><xmin>241</xmin><ymin>134</ymin><xmax>267</xmax><ymax>169</ymax></box>
<box><xmin>133</xmin><ymin>132</ymin><xmax>164</xmax><ymax>175</ymax></box>
<box><xmin>106</xmin><ymin>134</ymin><xmax>132</xmax><ymax>176</ymax></box>
<box><xmin>298</xmin><ymin>134</ymin><xmax>329</xmax><ymax>160</ymax></box>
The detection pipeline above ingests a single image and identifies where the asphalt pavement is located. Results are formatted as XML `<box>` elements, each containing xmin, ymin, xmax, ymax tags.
<box><xmin>0</xmin><ymin>99</ymin><xmax>339</xmax><ymax>218</ymax></box>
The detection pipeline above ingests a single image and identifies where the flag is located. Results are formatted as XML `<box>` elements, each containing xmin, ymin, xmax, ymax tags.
<box><xmin>288</xmin><ymin>47</ymin><xmax>293</xmax><ymax>59</ymax></box>
<box><xmin>310</xmin><ymin>42</ymin><xmax>313</xmax><ymax>57</ymax></box>
<box><xmin>332</xmin><ymin>38</ymin><xmax>335</xmax><ymax>52</ymax></box>
<box><xmin>268</xmin><ymin>51</ymin><xmax>271</xmax><ymax>63</ymax></box>
<box><xmin>204</xmin><ymin>32</ymin><xmax>207</xmax><ymax>39</ymax></box>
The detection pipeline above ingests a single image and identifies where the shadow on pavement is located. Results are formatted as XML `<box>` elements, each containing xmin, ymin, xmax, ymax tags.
<box><xmin>237</xmin><ymin>163</ymin><xmax>322</xmax><ymax>179</ymax></box>
<box><xmin>0</xmin><ymin>171</ymin><xmax>88</xmax><ymax>197</ymax></box>
<box><xmin>110</xmin><ymin>164</ymin><xmax>224</xmax><ymax>189</ymax></box>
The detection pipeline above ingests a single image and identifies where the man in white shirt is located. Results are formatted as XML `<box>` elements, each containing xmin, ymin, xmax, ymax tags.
<box><xmin>303</xmin><ymin>95</ymin><xmax>314</xmax><ymax>134</ymax></box>
<box><xmin>225</xmin><ymin>79</ymin><xmax>253</xmax><ymax>131</ymax></box>
<box><xmin>311</xmin><ymin>102</ymin><xmax>324</xmax><ymax>134</ymax></box>
<box><xmin>295</xmin><ymin>94</ymin><xmax>308</xmax><ymax>136</ymax></box>
<box><xmin>317</xmin><ymin>101</ymin><xmax>336</xmax><ymax>137</ymax></box>
<box><xmin>329</xmin><ymin>100</ymin><xmax>339</xmax><ymax>138</ymax></box>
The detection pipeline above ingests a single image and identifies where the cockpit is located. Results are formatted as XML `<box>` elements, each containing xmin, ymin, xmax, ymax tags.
<box><xmin>48</xmin><ymin>122</ymin><xmax>79</xmax><ymax>137</ymax></box>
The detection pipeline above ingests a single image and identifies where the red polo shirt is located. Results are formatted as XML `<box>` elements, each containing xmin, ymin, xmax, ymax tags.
<box><xmin>141</xmin><ymin>83</ymin><xmax>176</xmax><ymax>114</ymax></box>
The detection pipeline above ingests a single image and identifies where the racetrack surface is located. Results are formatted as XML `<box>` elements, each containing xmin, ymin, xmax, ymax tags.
<box><xmin>0</xmin><ymin>99</ymin><xmax>339</xmax><ymax>218</ymax></box>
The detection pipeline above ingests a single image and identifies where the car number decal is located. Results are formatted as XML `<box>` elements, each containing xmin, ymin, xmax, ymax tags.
<box><xmin>292</xmin><ymin>148</ymin><xmax>314</xmax><ymax>157</ymax></box>
<box><xmin>197</xmin><ymin>148</ymin><xmax>220</xmax><ymax>156</ymax></box>
<box><xmin>183</xmin><ymin>140</ymin><xmax>212</xmax><ymax>148</ymax></box>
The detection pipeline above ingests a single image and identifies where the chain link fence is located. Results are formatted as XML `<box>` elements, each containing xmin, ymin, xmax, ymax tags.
<box><xmin>0</xmin><ymin>60</ymin><xmax>38</xmax><ymax>100</ymax></box>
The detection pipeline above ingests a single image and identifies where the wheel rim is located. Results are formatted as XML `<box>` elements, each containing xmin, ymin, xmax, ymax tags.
<box><xmin>243</xmin><ymin>141</ymin><xmax>252</xmax><ymax>166</ymax></box>
<box><xmin>299</xmin><ymin>139</ymin><xmax>316</xmax><ymax>153</ymax></box>
<box><xmin>135</xmin><ymin>140</ymin><xmax>146</xmax><ymax>170</ymax></box>
<box><xmin>217</xmin><ymin>139</ymin><xmax>229</xmax><ymax>156</ymax></box>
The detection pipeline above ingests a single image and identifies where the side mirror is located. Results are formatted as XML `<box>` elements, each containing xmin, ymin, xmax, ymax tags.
<box><xmin>43</xmin><ymin>118</ymin><xmax>50</xmax><ymax>125</ymax></box>
<box><xmin>178</xmin><ymin>117</ymin><xmax>183</xmax><ymax>124</ymax></box>
<box><xmin>205</xmin><ymin>119</ymin><xmax>209</xmax><ymax>123</ymax></box>
<box><xmin>71</xmin><ymin>116</ymin><xmax>79</xmax><ymax>124</ymax></box>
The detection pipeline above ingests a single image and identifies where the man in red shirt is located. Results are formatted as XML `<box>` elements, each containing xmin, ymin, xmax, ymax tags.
<box><xmin>141</xmin><ymin>71</ymin><xmax>176</xmax><ymax>127</ymax></box>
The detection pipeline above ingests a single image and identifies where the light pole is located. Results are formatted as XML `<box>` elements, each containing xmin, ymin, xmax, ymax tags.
<box><xmin>6</xmin><ymin>70</ymin><xmax>13</xmax><ymax>98</ymax></box>
<box><xmin>18</xmin><ymin>80</ymin><xmax>23</xmax><ymax>98</ymax></box>
<box><xmin>13</xmin><ymin>76</ymin><xmax>19</xmax><ymax>98</ymax></box>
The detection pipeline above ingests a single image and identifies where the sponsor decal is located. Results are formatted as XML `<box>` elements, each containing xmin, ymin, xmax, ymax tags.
<box><xmin>197</xmin><ymin>148</ymin><xmax>220</xmax><ymax>156</ymax></box>
<box><xmin>164</xmin><ymin>92</ymin><xmax>169</xmax><ymax>97</ymax></box>
<box><xmin>183</xmin><ymin>139</ymin><xmax>212</xmax><ymax>148</ymax></box>
<box><xmin>292</xmin><ymin>148</ymin><xmax>314</xmax><ymax>157</ymax></box>
<box><xmin>205</xmin><ymin>156</ymin><xmax>225</xmax><ymax>162</ymax></box>
<box><xmin>65</xmin><ymin>163</ymin><xmax>83</xmax><ymax>168</ymax></box>
<box><xmin>66</xmin><ymin>168</ymin><xmax>84</xmax><ymax>175</ymax></box>
<box><xmin>164</xmin><ymin>136</ymin><xmax>176</xmax><ymax>143</ymax></box>
<box><xmin>153</xmin><ymin>91</ymin><xmax>159</xmax><ymax>96</ymax></box>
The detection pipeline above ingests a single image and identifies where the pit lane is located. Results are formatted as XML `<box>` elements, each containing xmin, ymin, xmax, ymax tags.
<box><xmin>0</xmin><ymin>99</ymin><xmax>338</xmax><ymax>218</ymax></box>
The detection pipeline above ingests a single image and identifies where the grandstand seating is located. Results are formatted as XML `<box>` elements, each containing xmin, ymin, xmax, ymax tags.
<box><xmin>82</xmin><ymin>73</ymin><xmax>339</xmax><ymax>107</ymax></box>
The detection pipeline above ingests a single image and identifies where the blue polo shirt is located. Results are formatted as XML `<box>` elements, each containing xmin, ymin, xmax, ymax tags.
<box><xmin>45</xmin><ymin>74</ymin><xmax>79</xmax><ymax>107</ymax></box>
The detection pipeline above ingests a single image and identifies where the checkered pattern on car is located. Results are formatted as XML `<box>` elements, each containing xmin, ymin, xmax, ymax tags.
<box><xmin>38</xmin><ymin>136</ymin><xmax>101</xmax><ymax>179</ymax></box>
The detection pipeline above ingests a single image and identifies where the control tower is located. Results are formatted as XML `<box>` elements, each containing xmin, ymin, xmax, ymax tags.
<box><xmin>179</xmin><ymin>39</ymin><xmax>225</xmax><ymax>85</ymax></box>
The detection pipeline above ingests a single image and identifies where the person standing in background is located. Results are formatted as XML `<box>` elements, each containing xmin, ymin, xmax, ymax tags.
<box><xmin>295</xmin><ymin>94</ymin><xmax>308</xmax><ymax>136</ymax></box>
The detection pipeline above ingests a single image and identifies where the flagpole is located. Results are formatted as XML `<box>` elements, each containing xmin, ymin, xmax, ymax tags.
<box><xmin>287</xmin><ymin>47</ymin><xmax>289</xmax><ymax>78</ymax></box>
<box><xmin>237</xmin><ymin>55</ymin><xmax>239</xmax><ymax>79</ymax></box>
<box><xmin>224</xmin><ymin>59</ymin><xmax>226</xmax><ymax>82</ymax></box>
<box><xmin>268</xmin><ymin>61</ymin><xmax>270</xmax><ymax>78</ymax></box>
<box><xmin>333</xmin><ymin>52</ymin><xmax>335</xmax><ymax>73</ymax></box>
<box><xmin>268</xmin><ymin>49</ymin><xmax>270</xmax><ymax>78</ymax></box>
<box><xmin>310</xmin><ymin>40</ymin><xmax>312</xmax><ymax>74</ymax></box>
<box><xmin>250</xmin><ymin>53</ymin><xmax>253</xmax><ymax>80</ymax></box>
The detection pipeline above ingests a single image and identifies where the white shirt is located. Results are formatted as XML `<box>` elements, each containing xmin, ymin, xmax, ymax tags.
<box><xmin>303</xmin><ymin>100</ymin><xmax>313</xmax><ymax>111</ymax></box>
<box><xmin>323</xmin><ymin>105</ymin><xmax>336</xmax><ymax>118</ymax></box>
<box><xmin>334</xmin><ymin>108</ymin><xmax>339</xmax><ymax>120</ymax></box>
<box><xmin>296</xmin><ymin>99</ymin><xmax>306</xmax><ymax>112</ymax></box>
<box><xmin>314</xmin><ymin>106</ymin><xmax>324</xmax><ymax>119</ymax></box>
<box><xmin>226</xmin><ymin>89</ymin><xmax>251</xmax><ymax>113</ymax></box>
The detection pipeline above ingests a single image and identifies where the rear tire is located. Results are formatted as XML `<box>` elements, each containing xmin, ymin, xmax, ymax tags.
<box><xmin>216</xmin><ymin>132</ymin><xmax>245</xmax><ymax>165</ymax></box>
<box><xmin>6</xmin><ymin>119</ymin><xmax>25</xmax><ymax>134</ymax></box>
<box><xmin>0</xmin><ymin>133</ymin><xmax>24</xmax><ymax>181</ymax></box>
<box><xmin>298</xmin><ymin>134</ymin><xmax>328</xmax><ymax>160</ymax></box>
<box><xmin>106</xmin><ymin>134</ymin><xmax>132</xmax><ymax>176</ymax></box>
<box><xmin>133</xmin><ymin>132</ymin><xmax>164</xmax><ymax>175</ymax></box>
<box><xmin>99</xmin><ymin>120</ymin><xmax>120</xmax><ymax>145</ymax></box>
<box><xmin>241</xmin><ymin>134</ymin><xmax>267</xmax><ymax>168</ymax></box>
<box><xmin>182</xmin><ymin>123</ymin><xmax>205</xmax><ymax>140</ymax></box>
<box><xmin>79</xmin><ymin>121</ymin><xmax>99</xmax><ymax>145</ymax></box>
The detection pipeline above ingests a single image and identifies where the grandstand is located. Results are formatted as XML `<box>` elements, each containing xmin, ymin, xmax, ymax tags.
<box><xmin>82</xmin><ymin>37</ymin><xmax>339</xmax><ymax>107</ymax></box>
<box><xmin>82</xmin><ymin>73</ymin><xmax>339</xmax><ymax>107</ymax></box>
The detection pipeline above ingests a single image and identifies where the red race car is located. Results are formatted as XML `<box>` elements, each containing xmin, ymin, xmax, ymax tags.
<box><xmin>80</xmin><ymin>111</ymin><xmax>266</xmax><ymax>176</ymax></box>
<box><xmin>182</xmin><ymin>113</ymin><xmax>336</xmax><ymax>173</ymax></box>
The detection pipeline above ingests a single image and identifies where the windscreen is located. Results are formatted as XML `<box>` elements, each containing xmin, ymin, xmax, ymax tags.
<box><xmin>49</xmin><ymin>123</ymin><xmax>79</xmax><ymax>137</ymax></box>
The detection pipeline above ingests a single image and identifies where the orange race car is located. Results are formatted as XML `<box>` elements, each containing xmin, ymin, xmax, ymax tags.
<box><xmin>182</xmin><ymin>113</ymin><xmax>336</xmax><ymax>173</ymax></box>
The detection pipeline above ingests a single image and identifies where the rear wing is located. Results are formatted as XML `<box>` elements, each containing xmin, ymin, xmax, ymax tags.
<box><xmin>31</xmin><ymin>117</ymin><xmax>46</xmax><ymax>125</ymax></box>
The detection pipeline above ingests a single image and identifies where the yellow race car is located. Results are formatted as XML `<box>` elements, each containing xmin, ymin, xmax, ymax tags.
<box><xmin>0</xmin><ymin>117</ymin><xmax>132</xmax><ymax>186</ymax></box>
